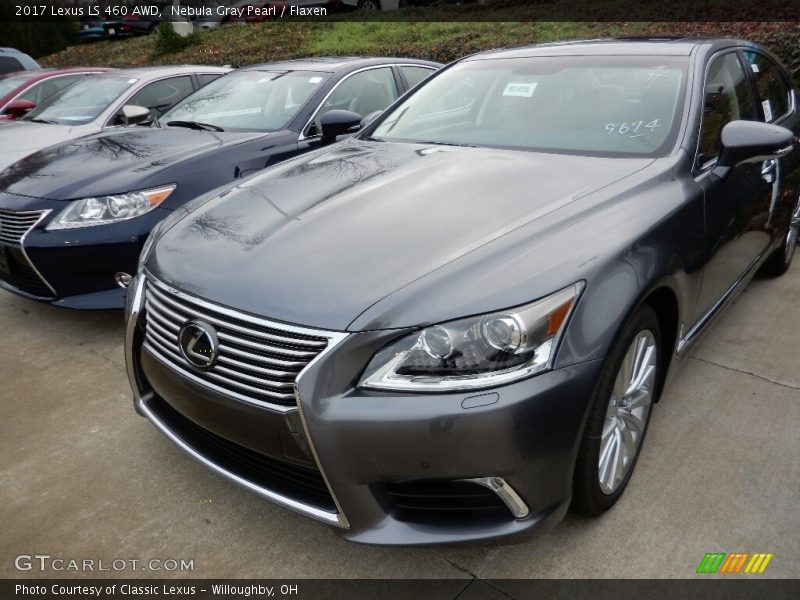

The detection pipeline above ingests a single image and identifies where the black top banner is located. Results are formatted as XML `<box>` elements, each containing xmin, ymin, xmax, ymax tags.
<box><xmin>2</xmin><ymin>0</ymin><xmax>800</xmax><ymax>23</ymax></box>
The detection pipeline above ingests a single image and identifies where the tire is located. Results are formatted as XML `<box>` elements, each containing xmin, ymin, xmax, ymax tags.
<box><xmin>571</xmin><ymin>304</ymin><xmax>661</xmax><ymax>516</ymax></box>
<box><xmin>760</xmin><ymin>195</ymin><xmax>800</xmax><ymax>277</ymax></box>
<box><xmin>358</xmin><ymin>0</ymin><xmax>382</xmax><ymax>10</ymax></box>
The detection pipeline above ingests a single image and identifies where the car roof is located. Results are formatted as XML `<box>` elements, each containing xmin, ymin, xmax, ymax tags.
<box><xmin>1</xmin><ymin>67</ymin><xmax>115</xmax><ymax>80</ymax></box>
<box><xmin>242</xmin><ymin>56</ymin><xmax>441</xmax><ymax>73</ymax></box>
<box><xmin>0</xmin><ymin>47</ymin><xmax>41</xmax><ymax>70</ymax></box>
<box><xmin>103</xmin><ymin>65</ymin><xmax>231</xmax><ymax>80</ymax></box>
<box><xmin>466</xmin><ymin>37</ymin><xmax>753</xmax><ymax>60</ymax></box>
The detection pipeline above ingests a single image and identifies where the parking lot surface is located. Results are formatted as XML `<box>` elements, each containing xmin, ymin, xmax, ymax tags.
<box><xmin>1</xmin><ymin>263</ymin><xmax>798</xmax><ymax>581</ymax></box>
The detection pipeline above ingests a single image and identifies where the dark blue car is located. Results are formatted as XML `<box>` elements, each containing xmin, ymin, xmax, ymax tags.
<box><xmin>0</xmin><ymin>57</ymin><xmax>440</xmax><ymax>308</ymax></box>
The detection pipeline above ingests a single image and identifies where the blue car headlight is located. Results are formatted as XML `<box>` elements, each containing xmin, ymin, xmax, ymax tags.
<box><xmin>46</xmin><ymin>185</ymin><xmax>176</xmax><ymax>230</ymax></box>
<box><xmin>358</xmin><ymin>283</ymin><xmax>583</xmax><ymax>392</ymax></box>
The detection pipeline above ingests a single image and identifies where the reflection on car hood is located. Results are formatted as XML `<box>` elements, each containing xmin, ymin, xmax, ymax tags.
<box><xmin>150</xmin><ymin>139</ymin><xmax>655</xmax><ymax>331</ymax></box>
<box><xmin>0</xmin><ymin>127</ymin><xmax>268</xmax><ymax>200</ymax></box>
<box><xmin>0</xmin><ymin>122</ymin><xmax>85</xmax><ymax>173</ymax></box>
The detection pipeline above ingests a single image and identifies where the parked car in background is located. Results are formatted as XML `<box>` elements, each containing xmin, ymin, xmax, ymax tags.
<box><xmin>0</xmin><ymin>68</ymin><xmax>113</xmax><ymax>121</ymax></box>
<box><xmin>0</xmin><ymin>48</ymin><xmax>40</xmax><ymax>74</ymax></box>
<box><xmin>0</xmin><ymin>65</ymin><xmax>229</xmax><ymax>171</ymax></box>
<box><xmin>103</xmin><ymin>0</ymin><xmax>179</xmax><ymax>39</ymax></box>
<box><xmin>78</xmin><ymin>17</ymin><xmax>109</xmax><ymax>43</ymax></box>
<box><xmin>124</xmin><ymin>38</ymin><xmax>800</xmax><ymax>545</ymax></box>
<box><xmin>0</xmin><ymin>57</ymin><xmax>439</xmax><ymax>308</ymax></box>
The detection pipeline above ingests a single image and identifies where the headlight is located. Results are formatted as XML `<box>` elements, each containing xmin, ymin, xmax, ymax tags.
<box><xmin>46</xmin><ymin>185</ymin><xmax>176</xmax><ymax>230</ymax></box>
<box><xmin>358</xmin><ymin>283</ymin><xmax>583</xmax><ymax>392</ymax></box>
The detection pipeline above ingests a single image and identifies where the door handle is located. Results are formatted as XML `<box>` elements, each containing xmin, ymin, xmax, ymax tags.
<box><xmin>762</xmin><ymin>159</ymin><xmax>778</xmax><ymax>183</ymax></box>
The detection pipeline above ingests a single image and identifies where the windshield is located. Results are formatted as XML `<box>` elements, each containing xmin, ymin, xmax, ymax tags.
<box><xmin>24</xmin><ymin>76</ymin><xmax>136</xmax><ymax>125</ymax></box>
<box><xmin>371</xmin><ymin>56</ymin><xmax>688</xmax><ymax>157</ymax></box>
<box><xmin>0</xmin><ymin>72</ymin><xmax>39</xmax><ymax>98</ymax></box>
<box><xmin>161</xmin><ymin>70</ymin><xmax>331</xmax><ymax>132</ymax></box>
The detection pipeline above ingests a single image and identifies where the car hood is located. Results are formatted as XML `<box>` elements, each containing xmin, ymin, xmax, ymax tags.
<box><xmin>0</xmin><ymin>127</ymin><xmax>268</xmax><ymax>200</ymax></box>
<box><xmin>149</xmin><ymin>140</ymin><xmax>654</xmax><ymax>331</ymax></box>
<box><xmin>0</xmin><ymin>121</ymin><xmax>90</xmax><ymax>173</ymax></box>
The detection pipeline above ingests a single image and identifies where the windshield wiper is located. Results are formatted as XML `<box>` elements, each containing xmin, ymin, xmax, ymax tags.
<box><xmin>166</xmin><ymin>120</ymin><xmax>224</xmax><ymax>132</ymax></box>
<box><xmin>415</xmin><ymin>140</ymin><xmax>478</xmax><ymax>148</ymax></box>
<box><xmin>26</xmin><ymin>118</ymin><xmax>59</xmax><ymax>124</ymax></box>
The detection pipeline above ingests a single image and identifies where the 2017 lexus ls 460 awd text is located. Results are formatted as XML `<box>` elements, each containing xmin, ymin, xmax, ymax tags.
<box><xmin>125</xmin><ymin>38</ymin><xmax>800</xmax><ymax>545</ymax></box>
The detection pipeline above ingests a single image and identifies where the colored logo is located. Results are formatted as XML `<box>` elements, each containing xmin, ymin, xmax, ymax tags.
<box><xmin>696</xmin><ymin>552</ymin><xmax>774</xmax><ymax>575</ymax></box>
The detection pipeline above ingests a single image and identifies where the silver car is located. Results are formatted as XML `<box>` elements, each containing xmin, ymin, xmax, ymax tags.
<box><xmin>0</xmin><ymin>65</ymin><xmax>230</xmax><ymax>171</ymax></box>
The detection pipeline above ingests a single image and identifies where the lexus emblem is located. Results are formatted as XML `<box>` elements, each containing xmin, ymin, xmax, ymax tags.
<box><xmin>178</xmin><ymin>321</ymin><xmax>219</xmax><ymax>370</ymax></box>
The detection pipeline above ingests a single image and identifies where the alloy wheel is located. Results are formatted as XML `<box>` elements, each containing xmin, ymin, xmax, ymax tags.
<box><xmin>358</xmin><ymin>0</ymin><xmax>381</xmax><ymax>9</ymax></box>
<box><xmin>598</xmin><ymin>330</ymin><xmax>657</xmax><ymax>495</ymax></box>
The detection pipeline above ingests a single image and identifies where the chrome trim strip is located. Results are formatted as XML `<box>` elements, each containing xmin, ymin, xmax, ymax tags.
<box><xmin>125</xmin><ymin>273</ymin><xmax>147</xmax><ymax>406</ymax></box>
<box><xmin>147</xmin><ymin>282</ymin><xmax>326</xmax><ymax>349</ymax></box>
<box><xmin>293</xmin><ymin>330</ymin><xmax>352</xmax><ymax>530</ymax></box>
<box><xmin>143</xmin><ymin>340</ymin><xmax>298</xmax><ymax>410</ymax></box>
<box><xmin>5</xmin><ymin>209</ymin><xmax>57</xmax><ymax>297</ymax></box>
<box><xmin>136</xmin><ymin>396</ymin><xmax>344</xmax><ymax>527</ymax></box>
<box><xmin>461</xmin><ymin>477</ymin><xmax>530</xmax><ymax>520</ymax></box>
<box><xmin>677</xmin><ymin>253</ymin><xmax>762</xmax><ymax>354</ymax></box>
<box><xmin>145</xmin><ymin>273</ymin><xmax>332</xmax><ymax>339</ymax></box>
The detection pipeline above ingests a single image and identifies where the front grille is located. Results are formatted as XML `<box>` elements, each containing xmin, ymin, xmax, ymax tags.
<box><xmin>148</xmin><ymin>395</ymin><xmax>337</xmax><ymax>511</ymax></box>
<box><xmin>0</xmin><ymin>208</ymin><xmax>53</xmax><ymax>298</ymax></box>
<box><xmin>0</xmin><ymin>208</ymin><xmax>45</xmax><ymax>246</ymax></box>
<box><xmin>143</xmin><ymin>276</ymin><xmax>330</xmax><ymax>408</ymax></box>
<box><xmin>386</xmin><ymin>480</ymin><xmax>512</xmax><ymax>523</ymax></box>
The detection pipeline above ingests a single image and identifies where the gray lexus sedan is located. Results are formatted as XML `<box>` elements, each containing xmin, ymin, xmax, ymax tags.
<box><xmin>125</xmin><ymin>38</ymin><xmax>800</xmax><ymax>545</ymax></box>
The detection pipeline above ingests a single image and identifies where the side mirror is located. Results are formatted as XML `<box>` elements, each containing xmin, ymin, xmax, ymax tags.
<box><xmin>4</xmin><ymin>99</ymin><xmax>36</xmax><ymax>119</ymax></box>
<box><xmin>717</xmin><ymin>120</ymin><xmax>794</xmax><ymax>169</ymax></box>
<box><xmin>320</xmin><ymin>110</ymin><xmax>362</xmax><ymax>144</ymax></box>
<box><xmin>119</xmin><ymin>104</ymin><xmax>152</xmax><ymax>126</ymax></box>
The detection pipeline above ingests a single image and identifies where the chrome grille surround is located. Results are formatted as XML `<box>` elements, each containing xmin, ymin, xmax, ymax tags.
<box><xmin>0</xmin><ymin>208</ymin><xmax>56</xmax><ymax>297</ymax></box>
<box><xmin>0</xmin><ymin>208</ymin><xmax>46</xmax><ymax>246</ymax></box>
<box><xmin>143</xmin><ymin>274</ymin><xmax>340</xmax><ymax>412</ymax></box>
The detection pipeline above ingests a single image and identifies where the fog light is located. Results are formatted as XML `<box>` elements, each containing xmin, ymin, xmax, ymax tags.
<box><xmin>115</xmin><ymin>272</ymin><xmax>132</xmax><ymax>288</ymax></box>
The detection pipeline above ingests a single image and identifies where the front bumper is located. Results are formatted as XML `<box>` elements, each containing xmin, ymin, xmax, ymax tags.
<box><xmin>0</xmin><ymin>192</ymin><xmax>169</xmax><ymax>309</ymax></box>
<box><xmin>125</xmin><ymin>274</ymin><xmax>603</xmax><ymax>545</ymax></box>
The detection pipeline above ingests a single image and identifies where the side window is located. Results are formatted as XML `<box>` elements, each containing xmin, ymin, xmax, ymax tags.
<box><xmin>117</xmin><ymin>76</ymin><xmax>194</xmax><ymax>123</ymax></box>
<box><xmin>198</xmin><ymin>73</ymin><xmax>222</xmax><ymax>87</ymax></box>
<box><xmin>307</xmin><ymin>67</ymin><xmax>398</xmax><ymax>137</ymax></box>
<box><xmin>19</xmin><ymin>75</ymin><xmax>83</xmax><ymax>105</ymax></box>
<box><xmin>743</xmin><ymin>51</ymin><xmax>791</xmax><ymax>122</ymax></box>
<box><xmin>698</xmin><ymin>53</ymin><xmax>756</xmax><ymax>166</ymax></box>
<box><xmin>0</xmin><ymin>57</ymin><xmax>24</xmax><ymax>74</ymax></box>
<box><xmin>401</xmin><ymin>66</ymin><xmax>435</xmax><ymax>90</ymax></box>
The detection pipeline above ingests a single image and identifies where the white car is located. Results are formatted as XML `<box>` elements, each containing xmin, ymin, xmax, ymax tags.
<box><xmin>0</xmin><ymin>65</ymin><xmax>229</xmax><ymax>171</ymax></box>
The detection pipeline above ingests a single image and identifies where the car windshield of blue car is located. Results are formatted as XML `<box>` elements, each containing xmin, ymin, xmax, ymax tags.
<box><xmin>23</xmin><ymin>76</ymin><xmax>136</xmax><ymax>125</ymax></box>
<box><xmin>370</xmin><ymin>56</ymin><xmax>688</xmax><ymax>157</ymax></box>
<box><xmin>161</xmin><ymin>70</ymin><xmax>331</xmax><ymax>132</ymax></box>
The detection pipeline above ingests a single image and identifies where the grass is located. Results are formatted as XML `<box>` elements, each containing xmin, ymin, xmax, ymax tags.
<box><xmin>39</xmin><ymin>19</ymin><xmax>800</xmax><ymax>82</ymax></box>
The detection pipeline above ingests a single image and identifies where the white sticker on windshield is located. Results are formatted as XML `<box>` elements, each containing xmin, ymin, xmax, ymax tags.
<box><xmin>308</xmin><ymin>77</ymin><xmax>323</xmax><ymax>84</ymax></box>
<box><xmin>751</xmin><ymin>63</ymin><xmax>760</xmax><ymax>73</ymax></box>
<box><xmin>762</xmin><ymin>99</ymin><xmax>773</xmax><ymax>122</ymax></box>
<box><xmin>503</xmin><ymin>82</ymin><xmax>537</xmax><ymax>98</ymax></box>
